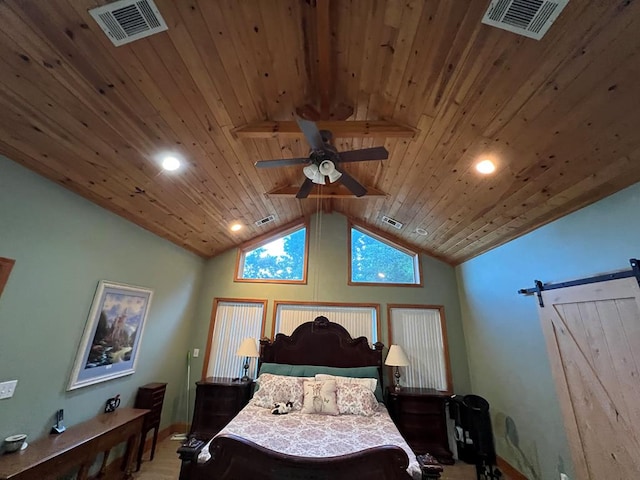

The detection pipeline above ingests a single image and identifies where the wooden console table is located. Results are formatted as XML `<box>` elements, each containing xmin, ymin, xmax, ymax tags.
<box><xmin>0</xmin><ymin>408</ymin><xmax>148</xmax><ymax>480</ymax></box>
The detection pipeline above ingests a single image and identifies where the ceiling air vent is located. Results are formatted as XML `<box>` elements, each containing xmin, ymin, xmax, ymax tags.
<box><xmin>481</xmin><ymin>0</ymin><xmax>569</xmax><ymax>40</ymax></box>
<box><xmin>255</xmin><ymin>215</ymin><xmax>276</xmax><ymax>227</ymax></box>
<box><xmin>381</xmin><ymin>215</ymin><xmax>403</xmax><ymax>230</ymax></box>
<box><xmin>89</xmin><ymin>0</ymin><xmax>168</xmax><ymax>47</ymax></box>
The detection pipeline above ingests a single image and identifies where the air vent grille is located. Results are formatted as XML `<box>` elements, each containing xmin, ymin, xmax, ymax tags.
<box><xmin>482</xmin><ymin>0</ymin><xmax>569</xmax><ymax>40</ymax></box>
<box><xmin>89</xmin><ymin>0</ymin><xmax>168</xmax><ymax>47</ymax></box>
<box><xmin>255</xmin><ymin>215</ymin><xmax>276</xmax><ymax>227</ymax></box>
<box><xmin>381</xmin><ymin>215</ymin><xmax>403</xmax><ymax>230</ymax></box>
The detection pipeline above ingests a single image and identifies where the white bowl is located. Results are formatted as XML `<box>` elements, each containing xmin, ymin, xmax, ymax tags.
<box><xmin>4</xmin><ymin>434</ymin><xmax>27</xmax><ymax>453</ymax></box>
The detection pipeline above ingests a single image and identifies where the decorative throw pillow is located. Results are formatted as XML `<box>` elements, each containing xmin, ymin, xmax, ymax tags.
<box><xmin>336</xmin><ymin>383</ymin><xmax>379</xmax><ymax>416</ymax></box>
<box><xmin>252</xmin><ymin>374</ymin><xmax>304</xmax><ymax>410</ymax></box>
<box><xmin>301</xmin><ymin>380</ymin><xmax>339</xmax><ymax>415</ymax></box>
<box><xmin>315</xmin><ymin>374</ymin><xmax>377</xmax><ymax>393</ymax></box>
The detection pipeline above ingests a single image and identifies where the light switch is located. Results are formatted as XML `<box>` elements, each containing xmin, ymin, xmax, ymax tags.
<box><xmin>193</xmin><ymin>348</ymin><xmax>200</xmax><ymax>358</ymax></box>
<box><xmin>560</xmin><ymin>474</ymin><xmax>570</xmax><ymax>480</ymax></box>
<box><xmin>0</xmin><ymin>380</ymin><xmax>18</xmax><ymax>399</ymax></box>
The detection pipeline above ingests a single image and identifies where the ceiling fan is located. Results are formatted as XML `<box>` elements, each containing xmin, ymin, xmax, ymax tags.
<box><xmin>254</xmin><ymin>117</ymin><xmax>389</xmax><ymax>199</ymax></box>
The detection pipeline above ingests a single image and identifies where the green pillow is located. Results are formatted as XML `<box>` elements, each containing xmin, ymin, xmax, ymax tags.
<box><xmin>258</xmin><ymin>363</ymin><xmax>383</xmax><ymax>402</ymax></box>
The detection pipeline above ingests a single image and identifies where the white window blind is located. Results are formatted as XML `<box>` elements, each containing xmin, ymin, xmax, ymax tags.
<box><xmin>274</xmin><ymin>303</ymin><xmax>378</xmax><ymax>343</ymax></box>
<box><xmin>389</xmin><ymin>307</ymin><xmax>449</xmax><ymax>391</ymax></box>
<box><xmin>205</xmin><ymin>301</ymin><xmax>264</xmax><ymax>379</ymax></box>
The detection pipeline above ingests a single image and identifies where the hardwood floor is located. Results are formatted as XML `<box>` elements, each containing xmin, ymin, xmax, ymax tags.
<box><xmin>134</xmin><ymin>436</ymin><xmax>505</xmax><ymax>480</ymax></box>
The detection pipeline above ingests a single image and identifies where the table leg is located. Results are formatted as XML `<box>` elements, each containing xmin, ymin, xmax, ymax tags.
<box><xmin>77</xmin><ymin>463</ymin><xmax>91</xmax><ymax>480</ymax></box>
<box><xmin>150</xmin><ymin>426</ymin><xmax>159</xmax><ymax>461</ymax></box>
<box><xmin>97</xmin><ymin>448</ymin><xmax>111</xmax><ymax>478</ymax></box>
<box><xmin>136</xmin><ymin>430</ymin><xmax>148</xmax><ymax>471</ymax></box>
<box><xmin>123</xmin><ymin>432</ymin><xmax>141</xmax><ymax>479</ymax></box>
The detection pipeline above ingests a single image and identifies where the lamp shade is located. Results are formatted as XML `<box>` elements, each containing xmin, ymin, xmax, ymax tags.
<box><xmin>303</xmin><ymin>163</ymin><xmax>319</xmax><ymax>180</ymax></box>
<box><xmin>311</xmin><ymin>170</ymin><xmax>326</xmax><ymax>184</ymax></box>
<box><xmin>236</xmin><ymin>338</ymin><xmax>259</xmax><ymax>358</ymax></box>
<box><xmin>303</xmin><ymin>164</ymin><xmax>326</xmax><ymax>185</ymax></box>
<box><xmin>384</xmin><ymin>345</ymin><xmax>409</xmax><ymax>366</ymax></box>
<box><xmin>327</xmin><ymin>169</ymin><xmax>342</xmax><ymax>183</ymax></box>
<box><xmin>318</xmin><ymin>160</ymin><xmax>335</xmax><ymax>176</ymax></box>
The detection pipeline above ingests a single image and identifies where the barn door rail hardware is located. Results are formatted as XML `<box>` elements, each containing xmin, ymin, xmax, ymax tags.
<box><xmin>518</xmin><ymin>258</ymin><xmax>640</xmax><ymax>307</ymax></box>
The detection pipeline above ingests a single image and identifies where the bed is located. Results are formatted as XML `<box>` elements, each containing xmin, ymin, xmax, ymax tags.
<box><xmin>178</xmin><ymin>316</ymin><xmax>442</xmax><ymax>480</ymax></box>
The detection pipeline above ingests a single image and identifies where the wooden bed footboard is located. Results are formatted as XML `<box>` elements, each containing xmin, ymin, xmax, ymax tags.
<box><xmin>182</xmin><ymin>318</ymin><xmax>443</xmax><ymax>480</ymax></box>
<box><xmin>179</xmin><ymin>433</ymin><xmax>414</xmax><ymax>480</ymax></box>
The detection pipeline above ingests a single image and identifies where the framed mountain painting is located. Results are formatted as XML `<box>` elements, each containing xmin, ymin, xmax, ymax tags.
<box><xmin>68</xmin><ymin>280</ymin><xmax>153</xmax><ymax>390</ymax></box>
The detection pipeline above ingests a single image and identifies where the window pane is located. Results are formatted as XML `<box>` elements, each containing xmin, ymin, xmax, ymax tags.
<box><xmin>389</xmin><ymin>307</ymin><xmax>449</xmax><ymax>391</ymax></box>
<box><xmin>241</xmin><ymin>227</ymin><xmax>306</xmax><ymax>280</ymax></box>
<box><xmin>274</xmin><ymin>303</ymin><xmax>378</xmax><ymax>344</ymax></box>
<box><xmin>351</xmin><ymin>228</ymin><xmax>417</xmax><ymax>283</ymax></box>
<box><xmin>205</xmin><ymin>301</ymin><xmax>264</xmax><ymax>379</ymax></box>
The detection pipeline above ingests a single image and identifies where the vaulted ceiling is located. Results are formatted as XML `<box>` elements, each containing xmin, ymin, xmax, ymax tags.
<box><xmin>1</xmin><ymin>0</ymin><xmax>640</xmax><ymax>265</ymax></box>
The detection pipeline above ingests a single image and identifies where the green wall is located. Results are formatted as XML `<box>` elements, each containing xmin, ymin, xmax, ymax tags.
<box><xmin>0</xmin><ymin>156</ymin><xmax>204</xmax><ymax>442</ymax></box>
<box><xmin>7</xmin><ymin>146</ymin><xmax>637</xmax><ymax>479</ymax></box>
<box><xmin>456</xmin><ymin>182</ymin><xmax>640</xmax><ymax>480</ymax></box>
<box><xmin>190</xmin><ymin>212</ymin><xmax>471</xmax><ymax>395</ymax></box>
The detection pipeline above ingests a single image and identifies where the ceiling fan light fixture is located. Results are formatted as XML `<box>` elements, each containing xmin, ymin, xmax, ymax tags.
<box><xmin>327</xmin><ymin>169</ymin><xmax>342</xmax><ymax>183</ymax></box>
<box><xmin>303</xmin><ymin>164</ymin><xmax>319</xmax><ymax>180</ymax></box>
<box><xmin>318</xmin><ymin>160</ymin><xmax>335</xmax><ymax>176</ymax></box>
<box><xmin>312</xmin><ymin>171</ymin><xmax>326</xmax><ymax>185</ymax></box>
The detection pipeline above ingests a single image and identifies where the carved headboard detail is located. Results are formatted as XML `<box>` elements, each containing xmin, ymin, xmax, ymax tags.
<box><xmin>259</xmin><ymin>316</ymin><xmax>384</xmax><ymax>380</ymax></box>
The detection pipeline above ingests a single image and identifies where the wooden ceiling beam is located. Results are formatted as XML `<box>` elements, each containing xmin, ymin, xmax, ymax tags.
<box><xmin>316</xmin><ymin>0</ymin><xmax>331</xmax><ymax>119</ymax></box>
<box><xmin>234</xmin><ymin>121</ymin><xmax>417</xmax><ymax>138</ymax></box>
<box><xmin>266</xmin><ymin>185</ymin><xmax>387</xmax><ymax>198</ymax></box>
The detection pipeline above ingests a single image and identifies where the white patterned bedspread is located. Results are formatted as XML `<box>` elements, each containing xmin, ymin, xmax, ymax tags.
<box><xmin>198</xmin><ymin>403</ymin><xmax>421</xmax><ymax>479</ymax></box>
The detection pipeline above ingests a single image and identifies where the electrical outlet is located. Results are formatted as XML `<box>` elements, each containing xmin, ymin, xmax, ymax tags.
<box><xmin>0</xmin><ymin>380</ymin><xmax>18</xmax><ymax>399</ymax></box>
<box><xmin>193</xmin><ymin>348</ymin><xmax>199</xmax><ymax>358</ymax></box>
<box><xmin>560</xmin><ymin>473</ymin><xmax>569</xmax><ymax>480</ymax></box>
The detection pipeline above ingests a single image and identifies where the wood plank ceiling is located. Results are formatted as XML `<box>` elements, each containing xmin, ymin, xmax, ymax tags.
<box><xmin>1</xmin><ymin>0</ymin><xmax>640</xmax><ymax>265</ymax></box>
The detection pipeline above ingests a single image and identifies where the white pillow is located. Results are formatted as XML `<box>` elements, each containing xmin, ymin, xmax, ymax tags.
<box><xmin>315</xmin><ymin>374</ymin><xmax>377</xmax><ymax>393</ymax></box>
<box><xmin>301</xmin><ymin>380</ymin><xmax>339</xmax><ymax>415</ymax></box>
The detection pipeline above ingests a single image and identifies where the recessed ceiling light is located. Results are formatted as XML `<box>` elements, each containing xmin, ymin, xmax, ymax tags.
<box><xmin>230</xmin><ymin>223</ymin><xmax>242</xmax><ymax>232</ymax></box>
<box><xmin>476</xmin><ymin>159</ymin><xmax>496</xmax><ymax>174</ymax></box>
<box><xmin>416</xmin><ymin>228</ymin><xmax>428</xmax><ymax>236</ymax></box>
<box><xmin>378</xmin><ymin>272</ymin><xmax>386</xmax><ymax>279</ymax></box>
<box><xmin>161</xmin><ymin>156</ymin><xmax>181</xmax><ymax>171</ymax></box>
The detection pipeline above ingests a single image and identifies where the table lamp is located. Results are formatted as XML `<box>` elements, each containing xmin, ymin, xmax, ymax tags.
<box><xmin>236</xmin><ymin>338</ymin><xmax>259</xmax><ymax>381</ymax></box>
<box><xmin>385</xmin><ymin>345</ymin><xmax>409</xmax><ymax>391</ymax></box>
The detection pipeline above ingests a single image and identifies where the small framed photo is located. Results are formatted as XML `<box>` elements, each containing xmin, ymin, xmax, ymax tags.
<box><xmin>68</xmin><ymin>280</ymin><xmax>154</xmax><ymax>391</ymax></box>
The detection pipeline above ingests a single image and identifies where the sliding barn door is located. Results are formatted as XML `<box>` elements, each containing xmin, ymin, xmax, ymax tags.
<box><xmin>537</xmin><ymin>277</ymin><xmax>640</xmax><ymax>479</ymax></box>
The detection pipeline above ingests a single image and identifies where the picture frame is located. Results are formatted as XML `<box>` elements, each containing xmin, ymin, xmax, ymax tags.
<box><xmin>68</xmin><ymin>280</ymin><xmax>154</xmax><ymax>391</ymax></box>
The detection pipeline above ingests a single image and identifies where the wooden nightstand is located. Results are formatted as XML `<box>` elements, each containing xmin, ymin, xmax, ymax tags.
<box><xmin>134</xmin><ymin>382</ymin><xmax>167</xmax><ymax>471</ymax></box>
<box><xmin>386</xmin><ymin>387</ymin><xmax>454</xmax><ymax>465</ymax></box>
<box><xmin>190</xmin><ymin>377</ymin><xmax>253</xmax><ymax>439</ymax></box>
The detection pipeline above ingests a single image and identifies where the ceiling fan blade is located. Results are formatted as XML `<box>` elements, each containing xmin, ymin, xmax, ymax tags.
<box><xmin>335</xmin><ymin>167</ymin><xmax>367</xmax><ymax>197</ymax></box>
<box><xmin>338</xmin><ymin>146</ymin><xmax>389</xmax><ymax>163</ymax></box>
<box><xmin>295</xmin><ymin>116</ymin><xmax>325</xmax><ymax>151</ymax></box>
<box><xmin>296</xmin><ymin>178</ymin><xmax>314</xmax><ymax>199</ymax></box>
<box><xmin>255</xmin><ymin>157</ymin><xmax>310</xmax><ymax>168</ymax></box>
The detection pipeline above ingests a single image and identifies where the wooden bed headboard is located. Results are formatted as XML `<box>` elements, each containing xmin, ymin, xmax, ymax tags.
<box><xmin>259</xmin><ymin>316</ymin><xmax>384</xmax><ymax>379</ymax></box>
<box><xmin>182</xmin><ymin>317</ymin><xmax>428</xmax><ymax>480</ymax></box>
